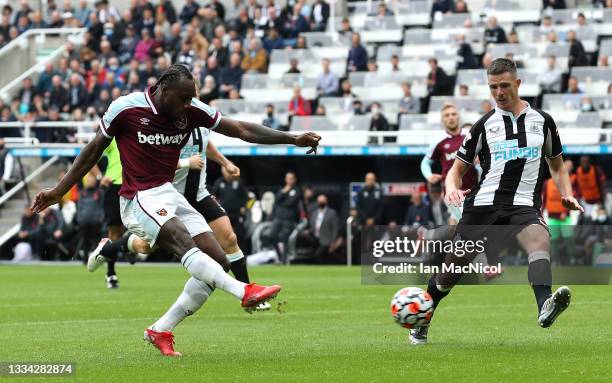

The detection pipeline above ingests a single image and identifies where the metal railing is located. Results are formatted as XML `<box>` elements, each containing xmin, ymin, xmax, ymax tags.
<box><xmin>0</xmin><ymin>156</ymin><xmax>59</xmax><ymax>208</ymax></box>
<box><xmin>0</xmin><ymin>28</ymin><xmax>85</xmax><ymax>93</ymax></box>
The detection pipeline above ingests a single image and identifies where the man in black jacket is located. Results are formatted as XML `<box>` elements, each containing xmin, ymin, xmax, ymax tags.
<box><xmin>272</xmin><ymin>171</ymin><xmax>302</xmax><ymax>258</ymax></box>
<box><xmin>483</xmin><ymin>16</ymin><xmax>507</xmax><ymax>46</ymax></box>
<box><xmin>427</xmin><ymin>58</ymin><xmax>451</xmax><ymax>96</ymax></box>
<box><xmin>356</xmin><ymin>172</ymin><xmax>384</xmax><ymax>226</ymax></box>
<box><xmin>567</xmin><ymin>30</ymin><xmax>589</xmax><ymax>67</ymax></box>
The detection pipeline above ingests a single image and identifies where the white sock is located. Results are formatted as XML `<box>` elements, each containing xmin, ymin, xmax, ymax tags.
<box><xmin>153</xmin><ymin>277</ymin><xmax>213</xmax><ymax>332</ymax></box>
<box><xmin>181</xmin><ymin>248</ymin><xmax>246</xmax><ymax>300</ymax></box>
<box><xmin>227</xmin><ymin>250</ymin><xmax>244</xmax><ymax>263</ymax></box>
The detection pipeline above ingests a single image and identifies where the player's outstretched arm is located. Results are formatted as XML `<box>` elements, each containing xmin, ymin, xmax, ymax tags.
<box><xmin>32</xmin><ymin>130</ymin><xmax>111</xmax><ymax>213</ymax></box>
<box><xmin>206</xmin><ymin>139</ymin><xmax>239</xmax><ymax>177</ymax></box>
<box><xmin>547</xmin><ymin>155</ymin><xmax>584</xmax><ymax>212</ymax></box>
<box><xmin>444</xmin><ymin>159</ymin><xmax>471</xmax><ymax>207</ymax></box>
<box><xmin>215</xmin><ymin>117</ymin><xmax>321</xmax><ymax>154</ymax></box>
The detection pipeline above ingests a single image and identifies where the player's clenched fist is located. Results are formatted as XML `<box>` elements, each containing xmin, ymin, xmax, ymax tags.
<box><xmin>31</xmin><ymin>188</ymin><xmax>60</xmax><ymax>213</ymax></box>
<box><xmin>295</xmin><ymin>132</ymin><xmax>321</xmax><ymax>154</ymax></box>
<box><xmin>445</xmin><ymin>189</ymin><xmax>471</xmax><ymax>207</ymax></box>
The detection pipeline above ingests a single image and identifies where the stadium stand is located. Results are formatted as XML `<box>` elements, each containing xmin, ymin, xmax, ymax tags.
<box><xmin>0</xmin><ymin>0</ymin><xmax>611</xmax><ymax>266</ymax></box>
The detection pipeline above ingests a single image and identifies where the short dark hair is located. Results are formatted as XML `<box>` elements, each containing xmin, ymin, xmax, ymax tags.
<box><xmin>156</xmin><ymin>64</ymin><xmax>194</xmax><ymax>89</ymax></box>
<box><xmin>486</xmin><ymin>58</ymin><xmax>517</xmax><ymax>76</ymax></box>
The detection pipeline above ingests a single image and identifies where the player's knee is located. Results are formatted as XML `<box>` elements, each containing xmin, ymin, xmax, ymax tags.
<box><xmin>222</xmin><ymin>231</ymin><xmax>238</xmax><ymax>249</ymax></box>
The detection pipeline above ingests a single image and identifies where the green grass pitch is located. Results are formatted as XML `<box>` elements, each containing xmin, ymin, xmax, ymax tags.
<box><xmin>1</xmin><ymin>264</ymin><xmax>610</xmax><ymax>383</ymax></box>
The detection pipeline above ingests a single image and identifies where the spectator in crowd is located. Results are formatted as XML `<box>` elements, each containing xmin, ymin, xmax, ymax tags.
<box><xmin>67</xmin><ymin>74</ymin><xmax>88</xmax><ymax>113</ymax></box>
<box><xmin>399</xmin><ymin>82</ymin><xmax>420</xmax><ymax>115</ymax></box>
<box><xmin>404</xmin><ymin>192</ymin><xmax>432</xmax><ymax>227</ymax></box>
<box><xmin>211</xmin><ymin>166</ymin><xmax>250</xmax><ymax>247</ymax></box>
<box><xmin>576</xmin><ymin>155</ymin><xmax>606</xmax><ymax>217</ymax></box>
<box><xmin>481</xmin><ymin>52</ymin><xmax>493</xmax><ymax>69</ymax></box>
<box><xmin>199</xmin><ymin>75</ymin><xmax>219</xmax><ymax>104</ymax></box>
<box><xmin>286</xmin><ymin>58</ymin><xmax>301</xmax><ymax>74</ymax></box>
<box><xmin>263</xmin><ymin>27</ymin><xmax>284</xmax><ymax>52</ymax></box>
<box><xmin>508</xmin><ymin>30</ymin><xmax>520</xmax><ymax>44</ymax></box>
<box><xmin>209</xmin><ymin>36</ymin><xmax>229</xmax><ymax>67</ymax></box>
<box><xmin>567</xmin><ymin>76</ymin><xmax>582</xmax><ymax>94</ymax></box>
<box><xmin>306</xmin><ymin>193</ymin><xmax>340</xmax><ymax>263</ymax></box>
<box><xmin>576</xmin><ymin>12</ymin><xmax>588</xmax><ymax>27</ymax></box>
<box><xmin>458</xmin><ymin>84</ymin><xmax>469</xmax><ymax>96</ymax></box>
<box><xmin>201</xmin><ymin>56</ymin><xmax>222</xmax><ymax>87</ymax></box>
<box><xmin>295</xmin><ymin>35</ymin><xmax>307</xmax><ymax>49</ymax></box>
<box><xmin>539</xmin><ymin>15</ymin><xmax>554</xmax><ymax>37</ymax></box>
<box><xmin>347</xmin><ymin>32</ymin><xmax>368</xmax><ymax>72</ymax></box>
<box><xmin>567</xmin><ymin>30</ymin><xmax>589</xmax><ymax>67</ymax></box>
<box><xmin>317</xmin><ymin>58</ymin><xmax>339</xmax><ymax>97</ymax></box>
<box><xmin>0</xmin><ymin>107</ymin><xmax>19</xmax><ymax>137</ymax></box>
<box><xmin>17</xmin><ymin>78</ymin><xmax>36</xmax><ymax>116</ymax></box>
<box><xmin>352</xmin><ymin>100</ymin><xmax>364</xmax><ymax>115</ymax></box>
<box><xmin>456</xmin><ymin>34</ymin><xmax>478</xmax><ymax>70</ymax></box>
<box><xmin>454</xmin><ymin>0</ymin><xmax>469</xmax><ymax>12</ymax></box>
<box><xmin>339</xmin><ymin>79</ymin><xmax>357</xmax><ymax>111</ymax></box>
<box><xmin>37</xmin><ymin>62</ymin><xmax>57</xmax><ymax>96</ymax></box>
<box><xmin>538</xmin><ymin>55</ymin><xmax>563</xmax><ymax>93</ymax></box>
<box><xmin>310</xmin><ymin>0</ymin><xmax>329</xmax><ymax>32</ymax></box>
<box><xmin>180</xmin><ymin>0</ymin><xmax>200</xmax><ymax>25</ymax></box>
<box><xmin>134</xmin><ymin>28</ymin><xmax>154</xmax><ymax>62</ymax></box>
<box><xmin>364</xmin><ymin>59</ymin><xmax>379</xmax><ymax>87</ymax></box>
<box><xmin>315</xmin><ymin>105</ymin><xmax>326</xmax><ymax>116</ymax></box>
<box><xmin>580</xmin><ymin>97</ymin><xmax>596</xmax><ymax>112</ymax></box>
<box><xmin>157</xmin><ymin>0</ymin><xmax>177</xmax><ymax>25</ymax></box>
<box><xmin>426</xmin><ymin>58</ymin><xmax>450</xmax><ymax>96</ymax></box>
<box><xmin>14</xmin><ymin>205</ymin><xmax>38</xmax><ymax>261</ymax></box>
<box><xmin>272</xmin><ymin>171</ymin><xmax>302</xmax><ymax>258</ymax></box>
<box><xmin>369</xmin><ymin>102</ymin><xmax>388</xmax><ymax>129</ymax></box>
<box><xmin>431</xmin><ymin>0</ymin><xmax>454</xmax><ymax>17</ymax></box>
<box><xmin>118</xmin><ymin>23</ymin><xmax>137</xmax><ymax>64</ymax></box>
<box><xmin>543</xmin><ymin>0</ymin><xmax>566</xmax><ymax>9</ymax></box>
<box><xmin>228</xmin><ymin>88</ymin><xmax>243</xmax><ymax>100</ymax></box>
<box><xmin>48</xmin><ymin>75</ymin><xmax>68</xmax><ymax>112</ymax></box>
<box><xmin>219</xmin><ymin>52</ymin><xmax>244</xmax><ymax>98</ymax></box>
<box><xmin>241</xmin><ymin>37</ymin><xmax>268</xmax><ymax>74</ymax></box>
<box><xmin>598</xmin><ymin>55</ymin><xmax>609</xmax><ymax>67</ymax></box>
<box><xmin>262</xmin><ymin>103</ymin><xmax>281</xmax><ymax>130</ymax></box>
<box><xmin>288</xmin><ymin>84</ymin><xmax>312</xmax><ymax>116</ymax></box>
<box><xmin>75</xmin><ymin>172</ymin><xmax>104</xmax><ymax>259</ymax></box>
<box><xmin>356</xmin><ymin>172</ymin><xmax>384</xmax><ymax>226</ymax></box>
<box><xmin>74</xmin><ymin>0</ymin><xmax>93</xmax><ymax>26</ymax></box>
<box><xmin>483</xmin><ymin>16</ymin><xmax>507</xmax><ymax>46</ymax></box>
<box><xmin>546</xmin><ymin>30</ymin><xmax>558</xmax><ymax>44</ymax></box>
<box><xmin>34</xmin><ymin>206</ymin><xmax>65</xmax><ymax>260</ymax></box>
<box><xmin>339</xmin><ymin>17</ymin><xmax>353</xmax><ymax>38</ymax></box>
<box><xmin>390</xmin><ymin>54</ymin><xmax>401</xmax><ymax>72</ymax></box>
<box><xmin>283</xmin><ymin>3</ymin><xmax>310</xmax><ymax>39</ymax></box>
<box><xmin>0</xmin><ymin>137</ymin><xmax>15</xmax><ymax>195</ymax></box>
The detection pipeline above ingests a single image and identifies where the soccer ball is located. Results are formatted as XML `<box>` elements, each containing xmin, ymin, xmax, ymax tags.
<box><xmin>390</xmin><ymin>287</ymin><xmax>434</xmax><ymax>329</ymax></box>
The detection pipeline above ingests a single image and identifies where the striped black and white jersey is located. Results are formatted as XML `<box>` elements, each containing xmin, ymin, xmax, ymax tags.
<box><xmin>173</xmin><ymin>127</ymin><xmax>211</xmax><ymax>203</ymax></box>
<box><xmin>456</xmin><ymin>104</ymin><xmax>562</xmax><ymax>210</ymax></box>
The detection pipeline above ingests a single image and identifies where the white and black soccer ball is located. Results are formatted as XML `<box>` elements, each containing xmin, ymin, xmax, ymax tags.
<box><xmin>390</xmin><ymin>287</ymin><xmax>434</xmax><ymax>329</ymax></box>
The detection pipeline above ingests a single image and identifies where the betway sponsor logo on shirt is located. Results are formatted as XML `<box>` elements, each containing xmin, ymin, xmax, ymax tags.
<box><xmin>138</xmin><ymin>131</ymin><xmax>187</xmax><ymax>145</ymax></box>
<box><xmin>492</xmin><ymin>139</ymin><xmax>539</xmax><ymax>161</ymax></box>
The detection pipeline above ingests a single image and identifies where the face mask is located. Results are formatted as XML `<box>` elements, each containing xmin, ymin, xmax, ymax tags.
<box><xmin>109</xmin><ymin>65</ymin><xmax>118</xmax><ymax>71</ymax></box>
<box><xmin>0</xmin><ymin>144</ymin><xmax>4</xmax><ymax>150</ymax></box>
<box><xmin>581</xmin><ymin>103</ymin><xmax>592</xmax><ymax>111</ymax></box>
<box><xmin>597</xmin><ymin>215</ymin><xmax>607</xmax><ymax>223</ymax></box>
<box><xmin>371</xmin><ymin>107</ymin><xmax>380</xmax><ymax>115</ymax></box>
<box><xmin>267</xmin><ymin>112</ymin><xmax>273</xmax><ymax>117</ymax></box>
<box><xmin>318</xmin><ymin>202</ymin><xmax>327</xmax><ymax>209</ymax></box>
